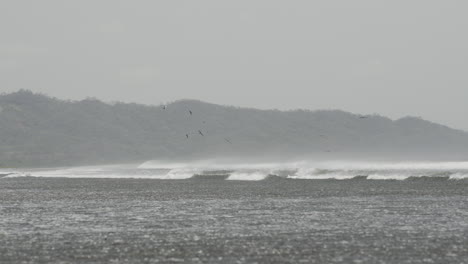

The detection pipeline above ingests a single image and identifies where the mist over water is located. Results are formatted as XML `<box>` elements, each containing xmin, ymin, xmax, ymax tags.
<box><xmin>3</xmin><ymin>159</ymin><xmax>468</xmax><ymax>181</ymax></box>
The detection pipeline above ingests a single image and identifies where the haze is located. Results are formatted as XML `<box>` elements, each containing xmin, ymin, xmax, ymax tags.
<box><xmin>1</xmin><ymin>1</ymin><xmax>467</xmax><ymax>131</ymax></box>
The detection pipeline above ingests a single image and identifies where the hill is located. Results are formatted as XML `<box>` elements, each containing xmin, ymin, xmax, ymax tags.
<box><xmin>1</xmin><ymin>90</ymin><xmax>468</xmax><ymax>167</ymax></box>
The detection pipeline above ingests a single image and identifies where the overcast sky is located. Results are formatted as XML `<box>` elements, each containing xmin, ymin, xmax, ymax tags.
<box><xmin>1</xmin><ymin>1</ymin><xmax>467</xmax><ymax>130</ymax></box>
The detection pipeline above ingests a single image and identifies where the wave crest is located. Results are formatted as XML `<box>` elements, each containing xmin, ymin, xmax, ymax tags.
<box><xmin>2</xmin><ymin>160</ymin><xmax>468</xmax><ymax>181</ymax></box>
<box><xmin>226</xmin><ymin>171</ymin><xmax>269</xmax><ymax>181</ymax></box>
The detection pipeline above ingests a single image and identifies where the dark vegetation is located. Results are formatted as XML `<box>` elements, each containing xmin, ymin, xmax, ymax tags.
<box><xmin>1</xmin><ymin>90</ymin><xmax>468</xmax><ymax>167</ymax></box>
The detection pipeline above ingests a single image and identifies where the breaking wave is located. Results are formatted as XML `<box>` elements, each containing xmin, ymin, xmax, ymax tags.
<box><xmin>2</xmin><ymin>160</ymin><xmax>468</xmax><ymax>181</ymax></box>
<box><xmin>227</xmin><ymin>171</ymin><xmax>270</xmax><ymax>181</ymax></box>
<box><xmin>449</xmin><ymin>173</ymin><xmax>468</xmax><ymax>180</ymax></box>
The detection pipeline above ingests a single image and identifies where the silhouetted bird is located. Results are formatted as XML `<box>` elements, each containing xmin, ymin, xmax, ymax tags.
<box><xmin>224</xmin><ymin>138</ymin><xmax>232</xmax><ymax>144</ymax></box>
<box><xmin>359</xmin><ymin>115</ymin><xmax>369</xmax><ymax>119</ymax></box>
<box><xmin>162</xmin><ymin>105</ymin><xmax>166</xmax><ymax>110</ymax></box>
<box><xmin>186</xmin><ymin>134</ymin><xmax>189</xmax><ymax>139</ymax></box>
<box><xmin>198</xmin><ymin>130</ymin><xmax>204</xmax><ymax>136</ymax></box>
<box><xmin>189</xmin><ymin>110</ymin><xmax>193</xmax><ymax>115</ymax></box>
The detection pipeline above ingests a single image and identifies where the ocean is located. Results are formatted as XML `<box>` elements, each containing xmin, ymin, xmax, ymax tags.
<box><xmin>1</xmin><ymin>161</ymin><xmax>467</xmax><ymax>263</ymax></box>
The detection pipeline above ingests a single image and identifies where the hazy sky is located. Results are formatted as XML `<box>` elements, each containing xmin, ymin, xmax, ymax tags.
<box><xmin>1</xmin><ymin>1</ymin><xmax>467</xmax><ymax>130</ymax></box>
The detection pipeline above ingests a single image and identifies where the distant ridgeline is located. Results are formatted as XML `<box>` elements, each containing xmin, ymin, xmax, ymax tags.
<box><xmin>1</xmin><ymin>90</ymin><xmax>468</xmax><ymax>167</ymax></box>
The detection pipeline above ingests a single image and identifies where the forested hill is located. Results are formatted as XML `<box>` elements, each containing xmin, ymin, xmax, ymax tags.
<box><xmin>1</xmin><ymin>90</ymin><xmax>468</xmax><ymax>167</ymax></box>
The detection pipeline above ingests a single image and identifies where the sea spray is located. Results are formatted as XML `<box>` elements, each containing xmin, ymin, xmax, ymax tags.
<box><xmin>2</xmin><ymin>160</ymin><xmax>468</xmax><ymax>181</ymax></box>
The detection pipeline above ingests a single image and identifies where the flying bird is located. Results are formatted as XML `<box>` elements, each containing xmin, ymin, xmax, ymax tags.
<box><xmin>198</xmin><ymin>130</ymin><xmax>204</xmax><ymax>136</ymax></box>
<box><xmin>162</xmin><ymin>105</ymin><xmax>166</xmax><ymax>110</ymax></box>
<box><xmin>189</xmin><ymin>110</ymin><xmax>193</xmax><ymax>115</ymax></box>
<box><xmin>186</xmin><ymin>134</ymin><xmax>189</xmax><ymax>139</ymax></box>
<box><xmin>224</xmin><ymin>138</ymin><xmax>232</xmax><ymax>144</ymax></box>
<box><xmin>359</xmin><ymin>115</ymin><xmax>369</xmax><ymax>119</ymax></box>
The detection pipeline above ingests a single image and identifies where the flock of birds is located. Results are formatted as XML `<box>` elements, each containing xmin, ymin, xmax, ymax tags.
<box><xmin>162</xmin><ymin>105</ymin><xmax>233</xmax><ymax>144</ymax></box>
<box><xmin>161</xmin><ymin>104</ymin><xmax>373</xmax><ymax>152</ymax></box>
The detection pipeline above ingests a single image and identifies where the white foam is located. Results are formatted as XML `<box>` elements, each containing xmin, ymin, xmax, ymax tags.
<box><xmin>5</xmin><ymin>172</ymin><xmax>171</xmax><ymax>179</ymax></box>
<box><xmin>226</xmin><ymin>172</ymin><xmax>269</xmax><ymax>181</ymax></box>
<box><xmin>316</xmin><ymin>161</ymin><xmax>468</xmax><ymax>171</ymax></box>
<box><xmin>289</xmin><ymin>166</ymin><xmax>356</xmax><ymax>180</ymax></box>
<box><xmin>449</xmin><ymin>173</ymin><xmax>468</xmax><ymax>180</ymax></box>
<box><xmin>2</xmin><ymin>166</ymin><xmax>194</xmax><ymax>179</ymax></box>
<box><xmin>163</xmin><ymin>168</ymin><xmax>198</xmax><ymax>179</ymax></box>
<box><xmin>366</xmin><ymin>174</ymin><xmax>409</xmax><ymax>180</ymax></box>
<box><xmin>288</xmin><ymin>173</ymin><xmax>356</xmax><ymax>180</ymax></box>
<box><xmin>139</xmin><ymin>159</ymin><xmax>468</xmax><ymax>183</ymax></box>
<box><xmin>4</xmin><ymin>159</ymin><xmax>468</xmax><ymax>181</ymax></box>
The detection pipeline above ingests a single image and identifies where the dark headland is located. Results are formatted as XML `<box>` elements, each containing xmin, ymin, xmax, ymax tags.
<box><xmin>1</xmin><ymin>90</ymin><xmax>468</xmax><ymax>167</ymax></box>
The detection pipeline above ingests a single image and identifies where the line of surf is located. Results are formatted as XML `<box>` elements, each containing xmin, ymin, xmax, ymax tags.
<box><xmin>3</xmin><ymin>160</ymin><xmax>468</xmax><ymax>181</ymax></box>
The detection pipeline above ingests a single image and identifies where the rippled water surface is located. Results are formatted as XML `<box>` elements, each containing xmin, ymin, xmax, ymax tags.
<box><xmin>1</xmin><ymin>177</ymin><xmax>467</xmax><ymax>263</ymax></box>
